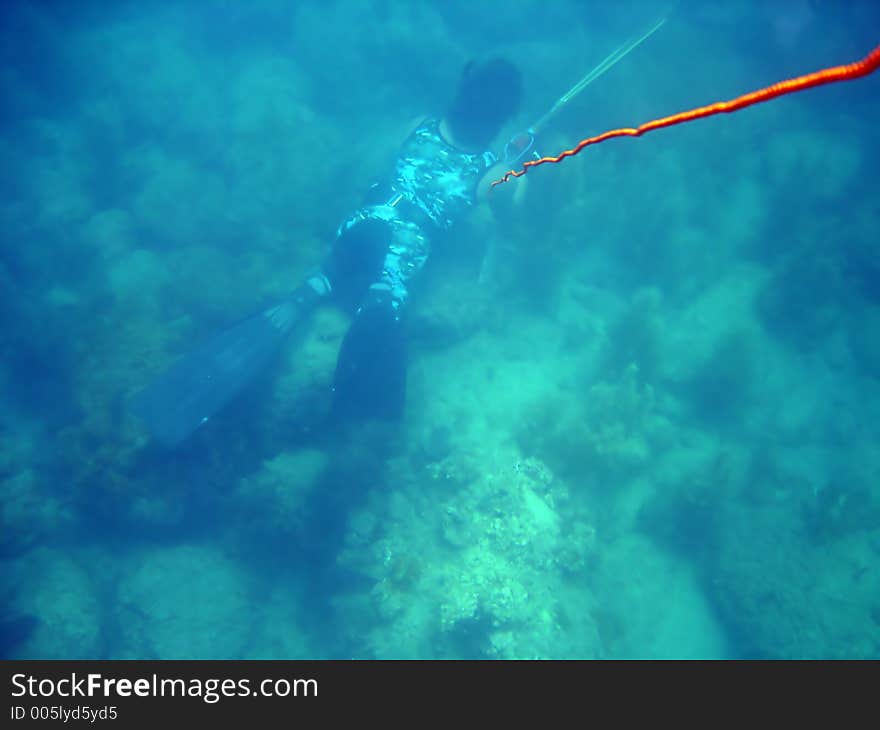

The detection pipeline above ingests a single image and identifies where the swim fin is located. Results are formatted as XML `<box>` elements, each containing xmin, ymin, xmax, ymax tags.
<box><xmin>131</xmin><ymin>287</ymin><xmax>319</xmax><ymax>447</ymax></box>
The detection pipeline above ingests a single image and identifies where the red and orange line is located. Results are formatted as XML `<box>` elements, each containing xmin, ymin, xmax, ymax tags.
<box><xmin>492</xmin><ymin>44</ymin><xmax>880</xmax><ymax>188</ymax></box>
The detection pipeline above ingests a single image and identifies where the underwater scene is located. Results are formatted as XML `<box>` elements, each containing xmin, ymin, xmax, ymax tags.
<box><xmin>1</xmin><ymin>0</ymin><xmax>879</xmax><ymax>660</ymax></box>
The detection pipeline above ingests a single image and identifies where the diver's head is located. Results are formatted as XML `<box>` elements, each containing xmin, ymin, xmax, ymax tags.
<box><xmin>445</xmin><ymin>57</ymin><xmax>523</xmax><ymax>150</ymax></box>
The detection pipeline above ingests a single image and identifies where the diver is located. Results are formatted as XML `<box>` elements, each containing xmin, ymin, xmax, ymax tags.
<box><xmin>130</xmin><ymin>57</ymin><xmax>528</xmax><ymax>446</ymax></box>
<box><xmin>132</xmin><ymin>18</ymin><xmax>684</xmax><ymax>446</ymax></box>
<box><xmin>296</xmin><ymin>57</ymin><xmax>525</xmax><ymax>421</ymax></box>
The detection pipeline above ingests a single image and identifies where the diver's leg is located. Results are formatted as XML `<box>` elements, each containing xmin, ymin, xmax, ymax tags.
<box><xmin>283</xmin><ymin>215</ymin><xmax>389</xmax><ymax>335</ymax></box>
<box><xmin>332</xmin><ymin>224</ymin><xmax>429</xmax><ymax>420</ymax></box>
<box><xmin>333</xmin><ymin>284</ymin><xmax>407</xmax><ymax>420</ymax></box>
<box><xmin>320</xmin><ymin>217</ymin><xmax>392</xmax><ymax>312</ymax></box>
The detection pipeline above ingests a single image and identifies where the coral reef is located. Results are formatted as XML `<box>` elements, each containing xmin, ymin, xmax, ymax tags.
<box><xmin>711</xmin><ymin>501</ymin><xmax>880</xmax><ymax>658</ymax></box>
<box><xmin>3</xmin><ymin>548</ymin><xmax>102</xmax><ymax>659</ymax></box>
<box><xmin>116</xmin><ymin>545</ymin><xmax>251</xmax><ymax>659</ymax></box>
<box><xmin>1</xmin><ymin>0</ymin><xmax>878</xmax><ymax>660</ymax></box>
<box><xmin>232</xmin><ymin>447</ymin><xmax>329</xmax><ymax>538</ymax></box>
<box><xmin>519</xmin><ymin>363</ymin><xmax>668</xmax><ymax>484</ymax></box>
<box><xmin>1</xmin><ymin>419</ymin><xmax>77</xmax><ymax>558</ymax></box>
<box><xmin>338</xmin><ymin>449</ymin><xmax>601</xmax><ymax>658</ymax></box>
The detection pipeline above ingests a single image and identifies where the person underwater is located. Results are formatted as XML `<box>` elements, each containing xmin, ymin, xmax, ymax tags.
<box><xmin>131</xmin><ymin>57</ymin><xmax>528</xmax><ymax>446</ymax></box>
<box><xmin>300</xmin><ymin>57</ymin><xmax>526</xmax><ymax>420</ymax></box>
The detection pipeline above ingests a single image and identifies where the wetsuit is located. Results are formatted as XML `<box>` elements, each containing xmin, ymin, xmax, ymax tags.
<box><xmin>309</xmin><ymin>117</ymin><xmax>498</xmax><ymax>418</ymax></box>
<box><xmin>323</xmin><ymin>118</ymin><xmax>497</xmax><ymax>308</ymax></box>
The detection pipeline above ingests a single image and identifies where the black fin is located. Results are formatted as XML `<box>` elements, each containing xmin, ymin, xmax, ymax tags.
<box><xmin>131</xmin><ymin>288</ymin><xmax>318</xmax><ymax>447</ymax></box>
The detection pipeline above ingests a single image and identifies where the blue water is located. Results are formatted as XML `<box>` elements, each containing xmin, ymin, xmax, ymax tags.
<box><xmin>1</xmin><ymin>0</ymin><xmax>879</xmax><ymax>659</ymax></box>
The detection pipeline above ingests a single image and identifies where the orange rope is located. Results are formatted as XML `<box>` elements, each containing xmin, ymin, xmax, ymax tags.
<box><xmin>492</xmin><ymin>44</ymin><xmax>880</xmax><ymax>188</ymax></box>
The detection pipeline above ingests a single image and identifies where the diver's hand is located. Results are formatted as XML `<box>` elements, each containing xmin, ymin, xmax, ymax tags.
<box><xmin>476</xmin><ymin>131</ymin><xmax>537</xmax><ymax>204</ymax></box>
<box><xmin>477</xmin><ymin>159</ymin><xmax>529</xmax><ymax>206</ymax></box>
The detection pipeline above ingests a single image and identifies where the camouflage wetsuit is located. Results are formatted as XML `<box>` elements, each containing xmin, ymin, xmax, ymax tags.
<box><xmin>319</xmin><ymin>117</ymin><xmax>498</xmax><ymax>314</ymax></box>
